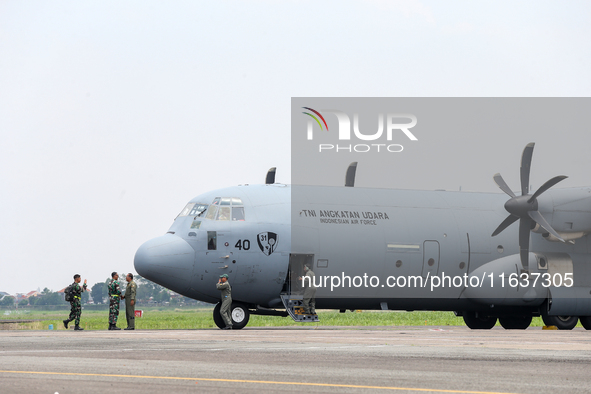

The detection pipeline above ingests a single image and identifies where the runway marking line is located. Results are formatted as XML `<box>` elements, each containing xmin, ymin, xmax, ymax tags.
<box><xmin>0</xmin><ymin>370</ymin><xmax>519</xmax><ymax>393</ymax></box>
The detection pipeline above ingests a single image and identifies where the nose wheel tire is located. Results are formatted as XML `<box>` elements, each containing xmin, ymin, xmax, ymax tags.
<box><xmin>212</xmin><ymin>302</ymin><xmax>251</xmax><ymax>330</ymax></box>
<box><xmin>462</xmin><ymin>312</ymin><xmax>497</xmax><ymax>329</ymax></box>
<box><xmin>541</xmin><ymin>300</ymin><xmax>578</xmax><ymax>330</ymax></box>
<box><xmin>499</xmin><ymin>315</ymin><xmax>532</xmax><ymax>329</ymax></box>
<box><xmin>580</xmin><ymin>316</ymin><xmax>591</xmax><ymax>330</ymax></box>
<box><xmin>230</xmin><ymin>303</ymin><xmax>250</xmax><ymax>330</ymax></box>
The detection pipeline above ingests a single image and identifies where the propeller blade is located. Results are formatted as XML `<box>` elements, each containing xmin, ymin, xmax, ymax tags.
<box><xmin>491</xmin><ymin>214</ymin><xmax>519</xmax><ymax>237</ymax></box>
<box><xmin>520</xmin><ymin>142</ymin><xmax>535</xmax><ymax>196</ymax></box>
<box><xmin>493</xmin><ymin>173</ymin><xmax>516</xmax><ymax>198</ymax></box>
<box><xmin>528</xmin><ymin>210</ymin><xmax>565</xmax><ymax>242</ymax></box>
<box><xmin>519</xmin><ymin>218</ymin><xmax>532</xmax><ymax>270</ymax></box>
<box><xmin>527</xmin><ymin>175</ymin><xmax>568</xmax><ymax>203</ymax></box>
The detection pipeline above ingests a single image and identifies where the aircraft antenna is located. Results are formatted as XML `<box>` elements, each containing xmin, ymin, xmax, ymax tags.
<box><xmin>265</xmin><ymin>167</ymin><xmax>276</xmax><ymax>184</ymax></box>
<box><xmin>345</xmin><ymin>162</ymin><xmax>357</xmax><ymax>187</ymax></box>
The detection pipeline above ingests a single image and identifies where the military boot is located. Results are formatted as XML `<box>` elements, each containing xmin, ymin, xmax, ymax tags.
<box><xmin>63</xmin><ymin>319</ymin><xmax>70</xmax><ymax>329</ymax></box>
<box><xmin>111</xmin><ymin>325</ymin><xmax>121</xmax><ymax>330</ymax></box>
<box><xmin>74</xmin><ymin>325</ymin><xmax>84</xmax><ymax>331</ymax></box>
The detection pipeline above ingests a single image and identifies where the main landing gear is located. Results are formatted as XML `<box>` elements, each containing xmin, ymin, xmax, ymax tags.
<box><xmin>462</xmin><ymin>312</ymin><xmax>497</xmax><ymax>329</ymax></box>
<box><xmin>462</xmin><ymin>313</ymin><xmax>534</xmax><ymax>330</ymax></box>
<box><xmin>461</xmin><ymin>300</ymin><xmax>591</xmax><ymax>330</ymax></box>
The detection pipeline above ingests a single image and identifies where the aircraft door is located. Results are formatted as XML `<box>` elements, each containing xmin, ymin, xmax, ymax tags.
<box><xmin>422</xmin><ymin>240</ymin><xmax>440</xmax><ymax>279</ymax></box>
<box><xmin>283</xmin><ymin>254</ymin><xmax>314</xmax><ymax>295</ymax></box>
<box><xmin>203</xmin><ymin>230</ymin><xmax>234</xmax><ymax>279</ymax></box>
<box><xmin>280</xmin><ymin>254</ymin><xmax>319</xmax><ymax>323</ymax></box>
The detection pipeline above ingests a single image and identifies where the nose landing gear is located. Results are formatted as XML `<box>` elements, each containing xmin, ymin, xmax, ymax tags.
<box><xmin>213</xmin><ymin>302</ymin><xmax>250</xmax><ymax>329</ymax></box>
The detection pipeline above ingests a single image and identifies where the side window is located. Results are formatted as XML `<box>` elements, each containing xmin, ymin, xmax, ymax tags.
<box><xmin>232</xmin><ymin>207</ymin><xmax>245</xmax><ymax>221</ymax></box>
<box><xmin>207</xmin><ymin>231</ymin><xmax>217</xmax><ymax>250</ymax></box>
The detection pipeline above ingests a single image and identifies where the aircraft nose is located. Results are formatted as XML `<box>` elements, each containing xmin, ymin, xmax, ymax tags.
<box><xmin>134</xmin><ymin>234</ymin><xmax>195</xmax><ymax>293</ymax></box>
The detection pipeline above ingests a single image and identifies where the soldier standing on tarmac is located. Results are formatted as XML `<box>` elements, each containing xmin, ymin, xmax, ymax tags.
<box><xmin>216</xmin><ymin>274</ymin><xmax>232</xmax><ymax>329</ymax></box>
<box><xmin>123</xmin><ymin>273</ymin><xmax>137</xmax><ymax>330</ymax></box>
<box><xmin>63</xmin><ymin>274</ymin><xmax>87</xmax><ymax>331</ymax></box>
<box><xmin>108</xmin><ymin>272</ymin><xmax>122</xmax><ymax>330</ymax></box>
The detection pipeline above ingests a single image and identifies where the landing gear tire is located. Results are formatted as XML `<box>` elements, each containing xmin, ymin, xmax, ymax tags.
<box><xmin>541</xmin><ymin>314</ymin><xmax>578</xmax><ymax>330</ymax></box>
<box><xmin>499</xmin><ymin>315</ymin><xmax>532</xmax><ymax>330</ymax></box>
<box><xmin>230</xmin><ymin>303</ymin><xmax>250</xmax><ymax>330</ymax></box>
<box><xmin>213</xmin><ymin>302</ymin><xmax>225</xmax><ymax>329</ymax></box>
<box><xmin>541</xmin><ymin>301</ymin><xmax>578</xmax><ymax>330</ymax></box>
<box><xmin>463</xmin><ymin>312</ymin><xmax>497</xmax><ymax>329</ymax></box>
<box><xmin>579</xmin><ymin>316</ymin><xmax>591</xmax><ymax>330</ymax></box>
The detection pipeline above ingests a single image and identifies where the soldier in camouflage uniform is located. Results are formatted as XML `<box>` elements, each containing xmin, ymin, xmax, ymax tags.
<box><xmin>216</xmin><ymin>274</ymin><xmax>232</xmax><ymax>329</ymax></box>
<box><xmin>122</xmin><ymin>273</ymin><xmax>137</xmax><ymax>330</ymax></box>
<box><xmin>301</xmin><ymin>264</ymin><xmax>317</xmax><ymax>315</ymax></box>
<box><xmin>63</xmin><ymin>274</ymin><xmax>87</xmax><ymax>330</ymax></box>
<box><xmin>108</xmin><ymin>272</ymin><xmax>122</xmax><ymax>330</ymax></box>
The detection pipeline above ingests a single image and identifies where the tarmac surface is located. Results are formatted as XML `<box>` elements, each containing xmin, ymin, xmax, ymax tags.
<box><xmin>1</xmin><ymin>326</ymin><xmax>590</xmax><ymax>394</ymax></box>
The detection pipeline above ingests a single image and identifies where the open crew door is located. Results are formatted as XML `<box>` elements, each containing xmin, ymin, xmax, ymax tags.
<box><xmin>280</xmin><ymin>253</ymin><xmax>319</xmax><ymax>322</ymax></box>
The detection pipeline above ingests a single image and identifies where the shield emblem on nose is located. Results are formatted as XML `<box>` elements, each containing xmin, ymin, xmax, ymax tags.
<box><xmin>257</xmin><ymin>232</ymin><xmax>278</xmax><ymax>256</ymax></box>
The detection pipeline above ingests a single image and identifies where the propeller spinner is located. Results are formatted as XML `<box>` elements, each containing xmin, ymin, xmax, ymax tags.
<box><xmin>491</xmin><ymin>143</ymin><xmax>567</xmax><ymax>270</ymax></box>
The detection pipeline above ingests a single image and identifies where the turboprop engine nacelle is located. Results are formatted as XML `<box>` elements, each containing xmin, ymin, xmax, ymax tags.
<box><xmin>463</xmin><ymin>253</ymin><xmax>574</xmax><ymax>307</ymax></box>
<box><xmin>534</xmin><ymin>188</ymin><xmax>591</xmax><ymax>241</ymax></box>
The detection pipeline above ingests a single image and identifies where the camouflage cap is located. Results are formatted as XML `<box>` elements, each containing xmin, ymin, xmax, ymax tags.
<box><xmin>219</xmin><ymin>274</ymin><xmax>229</xmax><ymax>278</ymax></box>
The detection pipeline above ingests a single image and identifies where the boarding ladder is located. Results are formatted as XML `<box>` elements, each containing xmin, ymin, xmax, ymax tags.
<box><xmin>280</xmin><ymin>294</ymin><xmax>319</xmax><ymax>322</ymax></box>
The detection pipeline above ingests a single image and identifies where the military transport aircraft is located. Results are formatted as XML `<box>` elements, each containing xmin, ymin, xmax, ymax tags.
<box><xmin>134</xmin><ymin>143</ymin><xmax>591</xmax><ymax>330</ymax></box>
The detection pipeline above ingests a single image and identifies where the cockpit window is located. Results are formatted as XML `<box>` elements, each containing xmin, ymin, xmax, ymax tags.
<box><xmin>178</xmin><ymin>203</ymin><xmax>195</xmax><ymax>218</ymax></box>
<box><xmin>232</xmin><ymin>207</ymin><xmax>245</xmax><ymax>221</ymax></box>
<box><xmin>205</xmin><ymin>197</ymin><xmax>246</xmax><ymax>221</ymax></box>
<box><xmin>205</xmin><ymin>205</ymin><xmax>218</xmax><ymax>220</ymax></box>
<box><xmin>217</xmin><ymin>207</ymin><xmax>231</xmax><ymax>221</ymax></box>
<box><xmin>189</xmin><ymin>204</ymin><xmax>208</xmax><ymax>217</ymax></box>
<box><xmin>177</xmin><ymin>202</ymin><xmax>209</xmax><ymax>220</ymax></box>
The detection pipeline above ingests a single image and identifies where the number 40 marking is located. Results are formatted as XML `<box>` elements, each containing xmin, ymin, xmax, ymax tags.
<box><xmin>235</xmin><ymin>239</ymin><xmax>251</xmax><ymax>250</ymax></box>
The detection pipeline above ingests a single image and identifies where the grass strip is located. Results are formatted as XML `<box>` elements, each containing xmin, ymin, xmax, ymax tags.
<box><xmin>1</xmin><ymin>309</ymin><xmax>578</xmax><ymax>330</ymax></box>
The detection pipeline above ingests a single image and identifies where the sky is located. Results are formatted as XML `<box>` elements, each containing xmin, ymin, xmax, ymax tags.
<box><xmin>1</xmin><ymin>1</ymin><xmax>590</xmax><ymax>294</ymax></box>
